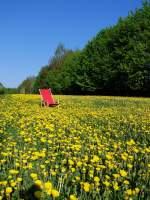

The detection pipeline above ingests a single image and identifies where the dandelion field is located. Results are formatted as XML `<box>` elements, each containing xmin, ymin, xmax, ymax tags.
<box><xmin>0</xmin><ymin>94</ymin><xmax>150</xmax><ymax>200</ymax></box>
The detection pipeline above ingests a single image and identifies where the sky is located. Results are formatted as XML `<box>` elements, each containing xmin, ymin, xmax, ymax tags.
<box><xmin>0</xmin><ymin>0</ymin><xmax>142</xmax><ymax>88</ymax></box>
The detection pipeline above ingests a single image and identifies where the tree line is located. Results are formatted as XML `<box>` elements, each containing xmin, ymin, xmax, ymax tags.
<box><xmin>2</xmin><ymin>1</ymin><xmax>150</xmax><ymax>96</ymax></box>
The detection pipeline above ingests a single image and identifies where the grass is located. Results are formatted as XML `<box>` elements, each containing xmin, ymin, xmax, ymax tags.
<box><xmin>0</xmin><ymin>94</ymin><xmax>150</xmax><ymax>200</ymax></box>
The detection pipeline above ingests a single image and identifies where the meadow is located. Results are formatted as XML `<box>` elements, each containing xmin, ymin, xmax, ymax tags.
<box><xmin>0</xmin><ymin>94</ymin><xmax>150</xmax><ymax>200</ymax></box>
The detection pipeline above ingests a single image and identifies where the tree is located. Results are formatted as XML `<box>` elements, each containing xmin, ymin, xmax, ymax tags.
<box><xmin>33</xmin><ymin>44</ymin><xmax>73</xmax><ymax>93</ymax></box>
<box><xmin>18</xmin><ymin>76</ymin><xmax>36</xmax><ymax>94</ymax></box>
<box><xmin>75</xmin><ymin>1</ymin><xmax>150</xmax><ymax>95</ymax></box>
<box><xmin>0</xmin><ymin>82</ymin><xmax>5</xmax><ymax>94</ymax></box>
<box><xmin>33</xmin><ymin>1</ymin><xmax>150</xmax><ymax>96</ymax></box>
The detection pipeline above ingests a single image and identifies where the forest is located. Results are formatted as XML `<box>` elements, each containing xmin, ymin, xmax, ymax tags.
<box><xmin>1</xmin><ymin>1</ymin><xmax>150</xmax><ymax>96</ymax></box>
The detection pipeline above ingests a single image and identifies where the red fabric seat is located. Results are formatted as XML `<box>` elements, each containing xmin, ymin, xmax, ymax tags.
<box><xmin>39</xmin><ymin>88</ymin><xmax>59</xmax><ymax>107</ymax></box>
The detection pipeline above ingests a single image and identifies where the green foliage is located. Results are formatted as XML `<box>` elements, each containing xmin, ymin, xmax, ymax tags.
<box><xmin>33</xmin><ymin>2</ymin><xmax>150</xmax><ymax>96</ymax></box>
<box><xmin>0</xmin><ymin>88</ymin><xmax>5</xmax><ymax>95</ymax></box>
<box><xmin>4</xmin><ymin>88</ymin><xmax>19</xmax><ymax>94</ymax></box>
<box><xmin>33</xmin><ymin>44</ymin><xmax>73</xmax><ymax>93</ymax></box>
<box><xmin>0</xmin><ymin>82</ymin><xmax>5</xmax><ymax>94</ymax></box>
<box><xmin>0</xmin><ymin>82</ymin><xmax>4</xmax><ymax>88</ymax></box>
<box><xmin>18</xmin><ymin>76</ymin><xmax>35</xmax><ymax>94</ymax></box>
<box><xmin>76</xmin><ymin>1</ymin><xmax>150</xmax><ymax>95</ymax></box>
<box><xmin>58</xmin><ymin>50</ymin><xmax>82</xmax><ymax>94</ymax></box>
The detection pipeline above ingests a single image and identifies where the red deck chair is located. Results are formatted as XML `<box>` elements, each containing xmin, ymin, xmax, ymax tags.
<box><xmin>39</xmin><ymin>88</ymin><xmax>59</xmax><ymax>107</ymax></box>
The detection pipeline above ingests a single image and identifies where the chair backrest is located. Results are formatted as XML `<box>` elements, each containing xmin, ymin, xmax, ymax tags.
<box><xmin>39</xmin><ymin>88</ymin><xmax>55</xmax><ymax>105</ymax></box>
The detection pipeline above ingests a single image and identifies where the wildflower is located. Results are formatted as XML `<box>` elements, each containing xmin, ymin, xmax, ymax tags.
<box><xmin>120</xmin><ymin>170</ymin><xmax>127</xmax><ymax>177</ymax></box>
<box><xmin>113</xmin><ymin>182</ymin><xmax>119</xmax><ymax>190</ymax></box>
<box><xmin>83</xmin><ymin>182</ymin><xmax>90</xmax><ymax>192</ymax></box>
<box><xmin>89</xmin><ymin>173</ymin><xmax>94</xmax><ymax>178</ymax></box>
<box><xmin>124</xmin><ymin>180</ymin><xmax>130</xmax><ymax>185</ymax></box>
<box><xmin>10</xmin><ymin>180</ymin><xmax>17</xmax><ymax>187</ymax></box>
<box><xmin>28</xmin><ymin>163</ymin><xmax>32</xmax><ymax>169</ymax></box>
<box><xmin>75</xmin><ymin>176</ymin><xmax>80</xmax><ymax>181</ymax></box>
<box><xmin>40</xmin><ymin>164</ymin><xmax>45</xmax><ymax>169</ymax></box>
<box><xmin>71</xmin><ymin>167</ymin><xmax>76</xmax><ymax>172</ymax></box>
<box><xmin>17</xmin><ymin>177</ymin><xmax>22</xmax><ymax>182</ymax></box>
<box><xmin>77</xmin><ymin>161</ymin><xmax>82</xmax><ymax>167</ymax></box>
<box><xmin>35</xmin><ymin>180</ymin><xmax>43</xmax><ymax>189</ymax></box>
<box><xmin>92</xmin><ymin>155</ymin><xmax>99</xmax><ymax>162</ymax></box>
<box><xmin>51</xmin><ymin>189</ymin><xmax>59</xmax><ymax>198</ymax></box>
<box><xmin>135</xmin><ymin>188</ymin><xmax>140</xmax><ymax>194</ymax></box>
<box><xmin>9</xmin><ymin>169</ymin><xmax>19</xmax><ymax>175</ymax></box>
<box><xmin>106</xmin><ymin>152</ymin><xmax>113</xmax><ymax>160</ymax></box>
<box><xmin>126</xmin><ymin>189</ymin><xmax>132</xmax><ymax>195</ymax></box>
<box><xmin>103</xmin><ymin>181</ymin><xmax>110</xmax><ymax>187</ymax></box>
<box><xmin>15</xmin><ymin>162</ymin><xmax>20</xmax><ymax>167</ymax></box>
<box><xmin>94</xmin><ymin>176</ymin><xmax>100</xmax><ymax>182</ymax></box>
<box><xmin>1</xmin><ymin>181</ymin><xmax>7</xmax><ymax>186</ymax></box>
<box><xmin>51</xmin><ymin>171</ymin><xmax>56</xmax><ymax>176</ymax></box>
<box><xmin>99</xmin><ymin>165</ymin><xmax>106</xmax><ymax>169</ymax></box>
<box><xmin>30</xmin><ymin>173</ymin><xmax>38</xmax><ymax>180</ymax></box>
<box><xmin>113</xmin><ymin>174</ymin><xmax>120</xmax><ymax>179</ymax></box>
<box><xmin>133</xmin><ymin>147</ymin><xmax>139</xmax><ymax>153</ymax></box>
<box><xmin>44</xmin><ymin>181</ymin><xmax>52</xmax><ymax>194</ymax></box>
<box><xmin>5</xmin><ymin>187</ymin><xmax>12</xmax><ymax>195</ymax></box>
<box><xmin>68</xmin><ymin>159</ymin><xmax>74</xmax><ymax>166</ymax></box>
<box><xmin>105</xmin><ymin>175</ymin><xmax>110</xmax><ymax>180</ymax></box>
<box><xmin>70</xmin><ymin>194</ymin><xmax>78</xmax><ymax>200</ymax></box>
<box><xmin>127</xmin><ymin>139</ymin><xmax>135</xmax><ymax>146</ymax></box>
<box><xmin>121</xmin><ymin>153</ymin><xmax>128</xmax><ymax>161</ymax></box>
<box><xmin>127</xmin><ymin>164</ymin><xmax>133</xmax><ymax>169</ymax></box>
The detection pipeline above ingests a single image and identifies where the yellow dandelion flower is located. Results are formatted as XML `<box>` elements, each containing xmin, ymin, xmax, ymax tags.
<box><xmin>75</xmin><ymin>176</ymin><xmax>80</xmax><ymax>181</ymax></box>
<box><xmin>71</xmin><ymin>167</ymin><xmax>76</xmax><ymax>172</ymax></box>
<box><xmin>44</xmin><ymin>181</ymin><xmax>52</xmax><ymax>190</ymax></box>
<box><xmin>10</xmin><ymin>180</ymin><xmax>17</xmax><ymax>187</ymax></box>
<box><xmin>35</xmin><ymin>180</ymin><xmax>43</xmax><ymax>189</ymax></box>
<box><xmin>94</xmin><ymin>176</ymin><xmax>100</xmax><ymax>182</ymax></box>
<box><xmin>106</xmin><ymin>152</ymin><xmax>113</xmax><ymax>160</ymax></box>
<box><xmin>127</xmin><ymin>164</ymin><xmax>133</xmax><ymax>169</ymax></box>
<box><xmin>5</xmin><ymin>187</ymin><xmax>13</xmax><ymax>195</ymax></box>
<box><xmin>51</xmin><ymin>189</ymin><xmax>59</xmax><ymax>198</ymax></box>
<box><xmin>135</xmin><ymin>188</ymin><xmax>140</xmax><ymax>194</ymax></box>
<box><xmin>17</xmin><ymin>177</ymin><xmax>22</xmax><ymax>182</ymax></box>
<box><xmin>1</xmin><ymin>181</ymin><xmax>7</xmax><ymax>186</ymax></box>
<box><xmin>120</xmin><ymin>170</ymin><xmax>127</xmax><ymax>177</ymax></box>
<box><xmin>77</xmin><ymin>161</ymin><xmax>82</xmax><ymax>167</ymax></box>
<box><xmin>124</xmin><ymin>180</ymin><xmax>130</xmax><ymax>185</ymax></box>
<box><xmin>92</xmin><ymin>155</ymin><xmax>99</xmax><ymax>162</ymax></box>
<box><xmin>113</xmin><ymin>174</ymin><xmax>120</xmax><ymax>179</ymax></box>
<box><xmin>9</xmin><ymin>169</ymin><xmax>19</xmax><ymax>175</ymax></box>
<box><xmin>70</xmin><ymin>194</ymin><xmax>78</xmax><ymax>200</ymax></box>
<box><xmin>126</xmin><ymin>139</ymin><xmax>135</xmax><ymax>146</ymax></box>
<box><xmin>44</xmin><ymin>181</ymin><xmax>52</xmax><ymax>195</ymax></box>
<box><xmin>51</xmin><ymin>171</ymin><xmax>56</xmax><ymax>176</ymax></box>
<box><xmin>68</xmin><ymin>159</ymin><xmax>74</xmax><ymax>166</ymax></box>
<box><xmin>126</xmin><ymin>189</ymin><xmax>132</xmax><ymax>195</ymax></box>
<box><xmin>83</xmin><ymin>182</ymin><xmax>90</xmax><ymax>192</ymax></box>
<box><xmin>113</xmin><ymin>182</ymin><xmax>119</xmax><ymax>190</ymax></box>
<box><xmin>103</xmin><ymin>181</ymin><xmax>110</xmax><ymax>187</ymax></box>
<box><xmin>30</xmin><ymin>173</ymin><xmax>38</xmax><ymax>180</ymax></box>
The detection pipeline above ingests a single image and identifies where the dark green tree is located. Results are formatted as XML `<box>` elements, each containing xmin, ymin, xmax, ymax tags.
<box><xmin>33</xmin><ymin>1</ymin><xmax>150</xmax><ymax>96</ymax></box>
<box><xmin>0</xmin><ymin>82</ymin><xmax>5</xmax><ymax>94</ymax></box>
<box><xmin>18</xmin><ymin>76</ymin><xmax>36</xmax><ymax>94</ymax></box>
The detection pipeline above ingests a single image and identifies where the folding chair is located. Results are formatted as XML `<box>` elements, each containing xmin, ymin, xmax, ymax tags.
<box><xmin>39</xmin><ymin>88</ymin><xmax>59</xmax><ymax>107</ymax></box>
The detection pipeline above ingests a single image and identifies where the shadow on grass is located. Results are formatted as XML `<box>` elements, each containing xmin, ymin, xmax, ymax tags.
<box><xmin>19</xmin><ymin>184</ymin><xmax>42</xmax><ymax>200</ymax></box>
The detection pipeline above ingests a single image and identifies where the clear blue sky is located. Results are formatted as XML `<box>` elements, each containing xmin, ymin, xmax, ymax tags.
<box><xmin>0</xmin><ymin>0</ymin><xmax>142</xmax><ymax>88</ymax></box>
